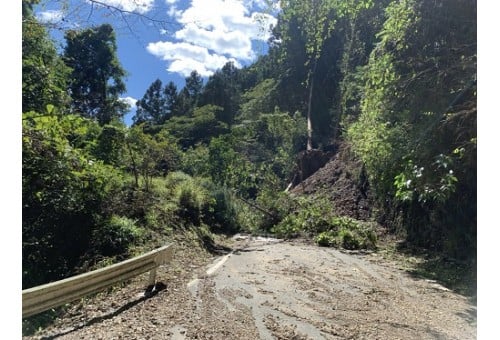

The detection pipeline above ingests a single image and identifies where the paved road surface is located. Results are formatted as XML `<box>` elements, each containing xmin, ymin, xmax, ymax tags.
<box><xmin>27</xmin><ymin>236</ymin><xmax>476</xmax><ymax>339</ymax></box>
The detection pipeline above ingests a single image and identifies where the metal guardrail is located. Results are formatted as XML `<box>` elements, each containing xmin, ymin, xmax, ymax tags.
<box><xmin>22</xmin><ymin>244</ymin><xmax>174</xmax><ymax>318</ymax></box>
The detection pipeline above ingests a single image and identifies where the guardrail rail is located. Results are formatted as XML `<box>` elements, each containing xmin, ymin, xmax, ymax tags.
<box><xmin>22</xmin><ymin>244</ymin><xmax>173</xmax><ymax>318</ymax></box>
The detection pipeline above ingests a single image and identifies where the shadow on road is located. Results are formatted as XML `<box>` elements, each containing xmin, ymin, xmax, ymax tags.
<box><xmin>39</xmin><ymin>283</ymin><xmax>168</xmax><ymax>340</ymax></box>
<box><xmin>396</xmin><ymin>242</ymin><xmax>476</xmax><ymax>299</ymax></box>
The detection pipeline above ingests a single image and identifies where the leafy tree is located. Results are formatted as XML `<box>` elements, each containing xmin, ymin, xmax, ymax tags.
<box><xmin>164</xmin><ymin>81</ymin><xmax>179</xmax><ymax>117</ymax></box>
<box><xmin>347</xmin><ymin>0</ymin><xmax>476</xmax><ymax>256</ymax></box>
<box><xmin>332</xmin><ymin>0</ymin><xmax>388</xmax><ymax>138</ymax></box>
<box><xmin>94</xmin><ymin>124</ymin><xmax>127</xmax><ymax>166</ymax></box>
<box><xmin>239</xmin><ymin>78</ymin><xmax>278</xmax><ymax>121</ymax></box>
<box><xmin>233</xmin><ymin>108</ymin><xmax>306</xmax><ymax>184</ymax></box>
<box><xmin>22</xmin><ymin>1</ymin><xmax>70</xmax><ymax>113</ymax></box>
<box><xmin>133</xmin><ymin>79</ymin><xmax>179</xmax><ymax>127</ymax></box>
<box><xmin>275</xmin><ymin>0</ymin><xmax>377</xmax><ymax>149</ymax></box>
<box><xmin>207</xmin><ymin>134</ymin><xmax>259</xmax><ymax>198</ymax></box>
<box><xmin>63</xmin><ymin>24</ymin><xmax>128</xmax><ymax>125</ymax></box>
<box><xmin>125</xmin><ymin>126</ymin><xmax>181</xmax><ymax>191</ymax></box>
<box><xmin>162</xmin><ymin>105</ymin><xmax>229</xmax><ymax>149</ymax></box>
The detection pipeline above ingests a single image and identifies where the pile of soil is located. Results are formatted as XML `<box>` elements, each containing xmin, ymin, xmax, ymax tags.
<box><xmin>290</xmin><ymin>141</ymin><xmax>373</xmax><ymax>221</ymax></box>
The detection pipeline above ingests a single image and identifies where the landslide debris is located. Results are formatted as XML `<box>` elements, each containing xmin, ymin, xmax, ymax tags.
<box><xmin>290</xmin><ymin>141</ymin><xmax>373</xmax><ymax>221</ymax></box>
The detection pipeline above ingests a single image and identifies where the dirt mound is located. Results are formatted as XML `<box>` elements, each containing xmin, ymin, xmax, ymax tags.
<box><xmin>290</xmin><ymin>141</ymin><xmax>373</xmax><ymax>221</ymax></box>
<box><xmin>287</xmin><ymin>149</ymin><xmax>333</xmax><ymax>188</ymax></box>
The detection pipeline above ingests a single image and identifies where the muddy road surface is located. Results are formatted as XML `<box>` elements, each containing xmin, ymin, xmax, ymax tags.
<box><xmin>26</xmin><ymin>236</ymin><xmax>476</xmax><ymax>339</ymax></box>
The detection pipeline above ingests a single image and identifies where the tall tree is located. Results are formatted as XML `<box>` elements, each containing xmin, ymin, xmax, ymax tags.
<box><xmin>164</xmin><ymin>81</ymin><xmax>178</xmax><ymax>116</ymax></box>
<box><xmin>278</xmin><ymin>0</ymin><xmax>338</xmax><ymax>150</ymax></box>
<box><xmin>63</xmin><ymin>24</ymin><xmax>128</xmax><ymax>125</ymax></box>
<box><xmin>22</xmin><ymin>0</ymin><xmax>70</xmax><ymax>113</ymax></box>
<box><xmin>175</xmin><ymin>70</ymin><xmax>204</xmax><ymax>116</ymax></box>
<box><xmin>134</xmin><ymin>79</ymin><xmax>168</xmax><ymax>126</ymax></box>
<box><xmin>201</xmin><ymin>61</ymin><xmax>242</xmax><ymax>125</ymax></box>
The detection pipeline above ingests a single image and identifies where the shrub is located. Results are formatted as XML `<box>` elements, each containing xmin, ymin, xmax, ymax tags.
<box><xmin>174</xmin><ymin>176</ymin><xmax>210</xmax><ymax>225</ymax></box>
<box><xmin>315</xmin><ymin>231</ymin><xmax>337</xmax><ymax>247</ymax></box>
<box><xmin>203</xmin><ymin>186</ymin><xmax>239</xmax><ymax>233</ymax></box>
<box><xmin>338</xmin><ymin>229</ymin><xmax>360</xmax><ymax>250</ymax></box>
<box><xmin>92</xmin><ymin>215</ymin><xmax>143</xmax><ymax>257</ymax></box>
<box><xmin>271</xmin><ymin>195</ymin><xmax>378</xmax><ymax>250</ymax></box>
<box><xmin>271</xmin><ymin>196</ymin><xmax>333</xmax><ymax>238</ymax></box>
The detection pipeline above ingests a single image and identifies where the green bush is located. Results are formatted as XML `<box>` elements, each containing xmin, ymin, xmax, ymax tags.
<box><xmin>203</xmin><ymin>186</ymin><xmax>239</xmax><ymax>233</ymax></box>
<box><xmin>338</xmin><ymin>229</ymin><xmax>359</xmax><ymax>250</ymax></box>
<box><xmin>92</xmin><ymin>215</ymin><xmax>143</xmax><ymax>256</ymax></box>
<box><xmin>271</xmin><ymin>196</ymin><xmax>333</xmax><ymax>238</ymax></box>
<box><xmin>271</xmin><ymin>195</ymin><xmax>377</xmax><ymax>250</ymax></box>
<box><xmin>174</xmin><ymin>176</ymin><xmax>210</xmax><ymax>224</ymax></box>
<box><xmin>161</xmin><ymin>171</ymin><xmax>241</xmax><ymax>232</ymax></box>
<box><xmin>315</xmin><ymin>231</ymin><xmax>337</xmax><ymax>247</ymax></box>
<box><xmin>22</xmin><ymin>114</ymin><xmax>126</xmax><ymax>288</ymax></box>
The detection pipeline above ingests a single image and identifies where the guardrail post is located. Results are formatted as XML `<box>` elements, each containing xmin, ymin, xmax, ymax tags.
<box><xmin>148</xmin><ymin>268</ymin><xmax>157</xmax><ymax>286</ymax></box>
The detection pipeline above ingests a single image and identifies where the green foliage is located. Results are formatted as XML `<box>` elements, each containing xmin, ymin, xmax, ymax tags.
<box><xmin>181</xmin><ymin>144</ymin><xmax>211</xmax><ymax>177</ymax></box>
<box><xmin>271</xmin><ymin>196</ymin><xmax>377</xmax><ymax>250</ymax></box>
<box><xmin>201</xmin><ymin>61</ymin><xmax>242</xmax><ymax>125</ymax></box>
<box><xmin>272</xmin><ymin>197</ymin><xmax>333</xmax><ymax>237</ymax></box>
<box><xmin>92</xmin><ymin>216</ymin><xmax>144</xmax><ymax>257</ymax></box>
<box><xmin>346</xmin><ymin>0</ymin><xmax>476</xmax><ymax>256</ymax></box>
<box><xmin>134</xmin><ymin>79</ymin><xmax>179</xmax><ymax>126</ymax></box>
<box><xmin>175</xmin><ymin>176</ymin><xmax>210</xmax><ymax>225</ymax></box>
<box><xmin>394</xmin><ymin>154</ymin><xmax>458</xmax><ymax>204</ymax></box>
<box><xmin>22</xmin><ymin>13</ymin><xmax>70</xmax><ymax>113</ymax></box>
<box><xmin>174</xmin><ymin>70</ymin><xmax>204</xmax><ymax>116</ymax></box>
<box><xmin>279</xmin><ymin>0</ymin><xmax>337</xmax><ymax>62</ymax></box>
<box><xmin>316</xmin><ymin>223</ymin><xmax>377</xmax><ymax>250</ymax></box>
<box><xmin>160</xmin><ymin>172</ymin><xmax>239</xmax><ymax>232</ymax></box>
<box><xmin>207</xmin><ymin>134</ymin><xmax>258</xmax><ymax>197</ymax></box>
<box><xmin>162</xmin><ymin>105</ymin><xmax>229</xmax><ymax>149</ymax></box>
<box><xmin>64</xmin><ymin>24</ymin><xmax>127</xmax><ymax>125</ymax></box>
<box><xmin>94</xmin><ymin>124</ymin><xmax>126</xmax><ymax>166</ymax></box>
<box><xmin>239</xmin><ymin>78</ymin><xmax>278</xmax><ymax>121</ymax></box>
<box><xmin>125</xmin><ymin>126</ymin><xmax>181</xmax><ymax>190</ymax></box>
<box><xmin>232</xmin><ymin>108</ymin><xmax>306</xmax><ymax>187</ymax></box>
<box><xmin>22</xmin><ymin>113</ymin><xmax>126</xmax><ymax>288</ymax></box>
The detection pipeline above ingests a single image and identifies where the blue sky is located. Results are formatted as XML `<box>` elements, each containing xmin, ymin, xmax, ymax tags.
<box><xmin>35</xmin><ymin>0</ymin><xmax>279</xmax><ymax>125</ymax></box>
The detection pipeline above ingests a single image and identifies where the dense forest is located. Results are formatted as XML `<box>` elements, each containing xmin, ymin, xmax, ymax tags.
<box><xmin>23</xmin><ymin>0</ymin><xmax>476</xmax><ymax>295</ymax></box>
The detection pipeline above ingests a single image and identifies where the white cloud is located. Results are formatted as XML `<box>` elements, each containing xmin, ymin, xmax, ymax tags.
<box><xmin>175</xmin><ymin>23</ymin><xmax>254</xmax><ymax>60</ymax></box>
<box><xmin>119</xmin><ymin>96</ymin><xmax>138</xmax><ymax>108</ymax></box>
<box><xmin>165</xmin><ymin>0</ymin><xmax>178</xmax><ymax>4</ymax></box>
<box><xmin>36</xmin><ymin>10</ymin><xmax>64</xmax><ymax>23</ymax></box>
<box><xmin>167</xmin><ymin>5</ymin><xmax>182</xmax><ymax>18</ymax></box>
<box><xmin>148</xmin><ymin>0</ymin><xmax>277</xmax><ymax>77</ymax></box>
<box><xmin>147</xmin><ymin>41</ymin><xmax>241</xmax><ymax>77</ymax></box>
<box><xmin>86</xmin><ymin>0</ymin><xmax>154</xmax><ymax>14</ymax></box>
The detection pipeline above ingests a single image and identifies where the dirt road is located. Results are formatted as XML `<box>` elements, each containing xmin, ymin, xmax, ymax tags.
<box><xmin>27</xmin><ymin>236</ymin><xmax>476</xmax><ymax>339</ymax></box>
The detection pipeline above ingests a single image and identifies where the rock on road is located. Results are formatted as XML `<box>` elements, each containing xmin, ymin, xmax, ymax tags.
<box><xmin>28</xmin><ymin>236</ymin><xmax>476</xmax><ymax>339</ymax></box>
